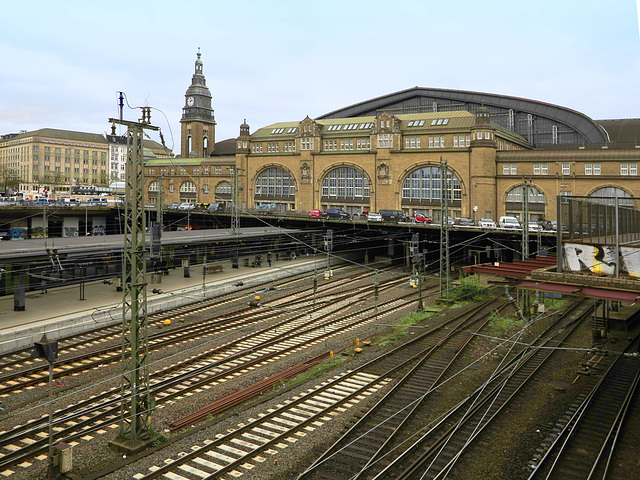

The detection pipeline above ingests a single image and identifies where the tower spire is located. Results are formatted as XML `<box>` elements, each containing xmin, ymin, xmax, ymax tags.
<box><xmin>180</xmin><ymin>50</ymin><xmax>216</xmax><ymax>158</ymax></box>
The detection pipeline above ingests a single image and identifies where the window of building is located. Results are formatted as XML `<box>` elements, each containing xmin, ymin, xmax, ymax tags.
<box><xmin>215</xmin><ymin>181</ymin><xmax>232</xmax><ymax>198</ymax></box>
<box><xmin>268</xmin><ymin>143</ymin><xmax>279</xmax><ymax>153</ymax></box>
<box><xmin>503</xmin><ymin>164</ymin><xmax>517</xmax><ymax>175</ymax></box>
<box><xmin>324</xmin><ymin>140</ymin><xmax>337</xmax><ymax>151</ymax></box>
<box><xmin>585</xmin><ymin>163</ymin><xmax>601</xmax><ymax>175</ymax></box>
<box><xmin>428</xmin><ymin>136</ymin><xmax>445</xmax><ymax>148</ymax></box>
<box><xmin>357</xmin><ymin>138</ymin><xmax>371</xmax><ymax>150</ymax></box>
<box><xmin>561</xmin><ymin>163</ymin><xmax>570</xmax><ymax>176</ymax></box>
<box><xmin>590</xmin><ymin>187</ymin><xmax>633</xmax><ymax>206</ymax></box>
<box><xmin>252</xmin><ymin>144</ymin><xmax>263</xmax><ymax>153</ymax></box>
<box><xmin>401</xmin><ymin>166</ymin><xmax>462</xmax><ymax>202</ymax></box>
<box><xmin>301</xmin><ymin>138</ymin><xmax>313</xmax><ymax>150</ymax></box>
<box><xmin>533</xmin><ymin>164</ymin><xmax>548</xmax><ymax>175</ymax></box>
<box><xmin>621</xmin><ymin>163</ymin><xmax>637</xmax><ymax>175</ymax></box>
<box><xmin>453</xmin><ymin>135</ymin><xmax>470</xmax><ymax>147</ymax></box>
<box><xmin>180</xmin><ymin>181</ymin><xmax>197</xmax><ymax>193</ymax></box>
<box><xmin>284</xmin><ymin>141</ymin><xmax>295</xmax><ymax>152</ymax></box>
<box><xmin>254</xmin><ymin>167</ymin><xmax>296</xmax><ymax>197</ymax></box>
<box><xmin>321</xmin><ymin>167</ymin><xmax>370</xmax><ymax>199</ymax></box>
<box><xmin>506</xmin><ymin>185</ymin><xmax>545</xmax><ymax>205</ymax></box>
<box><xmin>169</xmin><ymin>184</ymin><xmax>174</xmax><ymax>192</ymax></box>
<box><xmin>405</xmin><ymin>137</ymin><xmax>421</xmax><ymax>149</ymax></box>
<box><xmin>378</xmin><ymin>134</ymin><xmax>392</xmax><ymax>148</ymax></box>
<box><xmin>340</xmin><ymin>140</ymin><xmax>354</xmax><ymax>150</ymax></box>
<box><xmin>214</xmin><ymin>166</ymin><xmax>222</xmax><ymax>175</ymax></box>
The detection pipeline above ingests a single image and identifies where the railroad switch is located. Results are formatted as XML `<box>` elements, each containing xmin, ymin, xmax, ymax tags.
<box><xmin>354</xmin><ymin>348</ymin><xmax>363</xmax><ymax>354</ymax></box>
<box><xmin>163</xmin><ymin>320</ymin><xmax>171</xmax><ymax>326</ymax></box>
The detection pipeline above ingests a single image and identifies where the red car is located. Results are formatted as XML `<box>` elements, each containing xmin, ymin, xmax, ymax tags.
<box><xmin>308</xmin><ymin>209</ymin><xmax>323</xmax><ymax>218</ymax></box>
<box><xmin>413</xmin><ymin>213</ymin><xmax>432</xmax><ymax>223</ymax></box>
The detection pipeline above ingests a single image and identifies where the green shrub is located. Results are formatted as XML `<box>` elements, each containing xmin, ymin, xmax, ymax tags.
<box><xmin>450</xmin><ymin>275</ymin><xmax>489</xmax><ymax>302</ymax></box>
<box><xmin>488</xmin><ymin>310</ymin><xmax>525</xmax><ymax>337</ymax></box>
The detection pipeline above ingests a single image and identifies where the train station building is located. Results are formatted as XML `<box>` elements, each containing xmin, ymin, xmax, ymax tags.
<box><xmin>144</xmin><ymin>52</ymin><xmax>640</xmax><ymax>224</ymax></box>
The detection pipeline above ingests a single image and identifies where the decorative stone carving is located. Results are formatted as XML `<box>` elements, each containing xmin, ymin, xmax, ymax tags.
<box><xmin>300</xmin><ymin>162</ymin><xmax>312</xmax><ymax>183</ymax></box>
<box><xmin>377</xmin><ymin>162</ymin><xmax>391</xmax><ymax>184</ymax></box>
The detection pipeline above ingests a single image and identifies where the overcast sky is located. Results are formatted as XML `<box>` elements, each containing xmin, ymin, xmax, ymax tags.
<box><xmin>1</xmin><ymin>1</ymin><xmax>638</xmax><ymax>153</ymax></box>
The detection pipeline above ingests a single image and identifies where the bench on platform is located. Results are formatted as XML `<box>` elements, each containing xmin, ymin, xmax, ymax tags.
<box><xmin>205</xmin><ymin>264</ymin><xmax>224</xmax><ymax>274</ymax></box>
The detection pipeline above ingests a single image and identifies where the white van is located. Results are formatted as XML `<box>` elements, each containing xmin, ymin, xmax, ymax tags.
<box><xmin>499</xmin><ymin>216</ymin><xmax>521</xmax><ymax>229</ymax></box>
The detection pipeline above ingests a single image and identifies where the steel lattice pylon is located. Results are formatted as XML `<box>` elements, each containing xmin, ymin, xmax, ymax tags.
<box><xmin>439</xmin><ymin>157</ymin><xmax>450</xmax><ymax>299</ymax></box>
<box><xmin>110</xmin><ymin>114</ymin><xmax>158</xmax><ymax>446</ymax></box>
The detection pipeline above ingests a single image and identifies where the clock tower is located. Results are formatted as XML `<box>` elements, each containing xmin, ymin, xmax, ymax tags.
<box><xmin>180</xmin><ymin>49</ymin><xmax>216</xmax><ymax>157</ymax></box>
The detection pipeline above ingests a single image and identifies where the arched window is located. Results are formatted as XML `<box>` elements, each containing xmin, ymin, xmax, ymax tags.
<box><xmin>187</xmin><ymin>136</ymin><xmax>192</xmax><ymax>154</ymax></box>
<box><xmin>401</xmin><ymin>167</ymin><xmax>461</xmax><ymax>203</ymax></box>
<box><xmin>255</xmin><ymin>167</ymin><xmax>296</xmax><ymax>197</ymax></box>
<box><xmin>148</xmin><ymin>181</ymin><xmax>159</xmax><ymax>192</ymax></box>
<box><xmin>321</xmin><ymin>167</ymin><xmax>370</xmax><ymax>199</ymax></box>
<box><xmin>505</xmin><ymin>184</ymin><xmax>546</xmax><ymax>220</ymax></box>
<box><xmin>505</xmin><ymin>185</ymin><xmax>545</xmax><ymax>204</ymax></box>
<box><xmin>180</xmin><ymin>181</ymin><xmax>197</xmax><ymax>193</ymax></box>
<box><xmin>203</xmin><ymin>137</ymin><xmax>208</xmax><ymax>151</ymax></box>
<box><xmin>215</xmin><ymin>181</ymin><xmax>232</xmax><ymax>199</ymax></box>
<box><xmin>590</xmin><ymin>187</ymin><xmax>634</xmax><ymax>207</ymax></box>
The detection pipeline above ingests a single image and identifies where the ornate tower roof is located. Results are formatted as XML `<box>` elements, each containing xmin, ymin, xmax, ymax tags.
<box><xmin>180</xmin><ymin>49</ymin><xmax>216</xmax><ymax>158</ymax></box>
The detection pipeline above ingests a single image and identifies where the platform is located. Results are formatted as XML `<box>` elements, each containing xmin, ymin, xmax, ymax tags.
<box><xmin>0</xmin><ymin>254</ymin><xmax>330</xmax><ymax>353</ymax></box>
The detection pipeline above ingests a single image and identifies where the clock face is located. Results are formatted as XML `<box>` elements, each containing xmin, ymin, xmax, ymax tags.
<box><xmin>187</xmin><ymin>96</ymin><xmax>195</xmax><ymax>106</ymax></box>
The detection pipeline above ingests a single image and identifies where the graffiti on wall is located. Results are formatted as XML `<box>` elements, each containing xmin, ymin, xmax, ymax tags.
<box><xmin>63</xmin><ymin>227</ymin><xmax>79</xmax><ymax>238</ymax></box>
<box><xmin>564</xmin><ymin>243</ymin><xmax>640</xmax><ymax>278</ymax></box>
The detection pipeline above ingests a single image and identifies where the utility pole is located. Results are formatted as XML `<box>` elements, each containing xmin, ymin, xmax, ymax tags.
<box><xmin>108</xmin><ymin>108</ymin><xmax>157</xmax><ymax>453</ymax></box>
<box><xmin>521</xmin><ymin>179</ymin><xmax>530</xmax><ymax>318</ymax></box>
<box><xmin>156</xmin><ymin>174</ymin><xmax>164</xmax><ymax>230</ymax></box>
<box><xmin>324</xmin><ymin>229</ymin><xmax>333</xmax><ymax>279</ymax></box>
<box><xmin>439</xmin><ymin>157</ymin><xmax>450</xmax><ymax>299</ymax></box>
<box><xmin>522</xmin><ymin>179</ymin><xmax>530</xmax><ymax>259</ymax></box>
<box><xmin>232</xmin><ymin>167</ymin><xmax>240</xmax><ymax>234</ymax></box>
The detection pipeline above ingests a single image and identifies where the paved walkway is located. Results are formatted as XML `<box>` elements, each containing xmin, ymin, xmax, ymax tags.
<box><xmin>0</xmin><ymin>254</ymin><xmax>327</xmax><ymax>352</ymax></box>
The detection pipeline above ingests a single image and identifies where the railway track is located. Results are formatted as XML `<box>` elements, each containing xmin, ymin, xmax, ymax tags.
<box><xmin>363</xmin><ymin>299</ymin><xmax>594</xmax><ymax>480</ymax></box>
<box><xmin>527</xmin><ymin>336</ymin><xmax>640</xmax><ymax>480</ymax></box>
<box><xmin>0</xmin><ymin>273</ymin><xmax>424</xmax><ymax>474</ymax></box>
<box><xmin>130</xmin><ymin>296</ymin><xmax>511</xmax><ymax>479</ymax></box>
<box><xmin>0</xmin><ymin>267</ymin><xmax>389</xmax><ymax>396</ymax></box>
<box><xmin>298</xmin><ymin>296</ymin><xmax>510</xmax><ymax>479</ymax></box>
<box><xmin>0</xmin><ymin>264</ymin><xmax>361</xmax><ymax>375</ymax></box>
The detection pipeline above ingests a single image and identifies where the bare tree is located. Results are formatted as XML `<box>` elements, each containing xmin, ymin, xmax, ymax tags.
<box><xmin>0</xmin><ymin>166</ymin><xmax>21</xmax><ymax>195</ymax></box>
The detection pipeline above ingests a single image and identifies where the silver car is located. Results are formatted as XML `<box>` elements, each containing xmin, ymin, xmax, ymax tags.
<box><xmin>478</xmin><ymin>218</ymin><xmax>496</xmax><ymax>228</ymax></box>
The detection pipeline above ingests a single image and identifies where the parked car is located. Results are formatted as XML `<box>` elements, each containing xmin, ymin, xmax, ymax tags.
<box><xmin>379</xmin><ymin>209</ymin><xmax>407</xmax><ymax>222</ymax></box>
<box><xmin>456</xmin><ymin>217</ymin><xmax>474</xmax><ymax>227</ymax></box>
<box><xmin>412</xmin><ymin>213</ymin><xmax>432</xmax><ymax>223</ymax></box>
<box><xmin>308</xmin><ymin>209</ymin><xmax>323</xmax><ymax>218</ymax></box>
<box><xmin>325</xmin><ymin>208</ymin><xmax>350</xmax><ymax>219</ymax></box>
<box><xmin>498</xmin><ymin>216</ymin><xmax>521</xmax><ymax>229</ymax></box>
<box><xmin>478</xmin><ymin>218</ymin><xmax>496</xmax><ymax>228</ymax></box>
<box><xmin>178</xmin><ymin>202</ymin><xmax>195</xmax><ymax>210</ymax></box>
<box><xmin>367</xmin><ymin>212</ymin><xmax>383</xmax><ymax>222</ymax></box>
<box><xmin>166</xmin><ymin>202</ymin><xmax>180</xmax><ymax>210</ymax></box>
<box><xmin>527</xmin><ymin>222</ymin><xmax>543</xmax><ymax>232</ymax></box>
